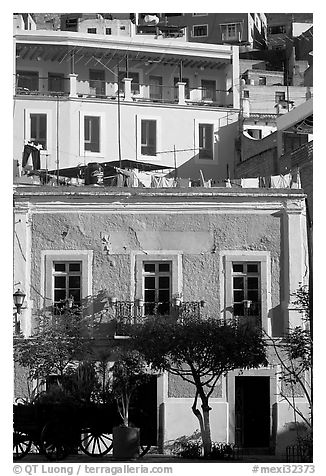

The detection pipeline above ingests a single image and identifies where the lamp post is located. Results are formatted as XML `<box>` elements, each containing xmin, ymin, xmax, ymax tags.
<box><xmin>13</xmin><ymin>288</ymin><xmax>26</xmax><ymax>334</ymax></box>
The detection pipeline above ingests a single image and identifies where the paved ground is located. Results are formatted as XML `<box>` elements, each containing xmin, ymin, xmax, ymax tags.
<box><xmin>16</xmin><ymin>452</ymin><xmax>287</xmax><ymax>464</ymax></box>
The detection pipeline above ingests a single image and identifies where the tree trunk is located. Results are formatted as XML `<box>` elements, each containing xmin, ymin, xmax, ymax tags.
<box><xmin>192</xmin><ymin>395</ymin><xmax>212</xmax><ymax>457</ymax></box>
<box><xmin>201</xmin><ymin>402</ymin><xmax>212</xmax><ymax>457</ymax></box>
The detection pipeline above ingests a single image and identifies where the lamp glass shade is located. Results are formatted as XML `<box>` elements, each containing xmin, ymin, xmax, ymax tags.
<box><xmin>13</xmin><ymin>289</ymin><xmax>26</xmax><ymax>308</ymax></box>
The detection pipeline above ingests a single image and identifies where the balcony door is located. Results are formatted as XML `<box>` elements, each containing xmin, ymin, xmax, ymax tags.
<box><xmin>143</xmin><ymin>261</ymin><xmax>171</xmax><ymax>315</ymax></box>
<box><xmin>89</xmin><ymin>69</ymin><xmax>105</xmax><ymax>97</ymax></box>
<box><xmin>201</xmin><ymin>80</ymin><xmax>216</xmax><ymax>101</ymax></box>
<box><xmin>149</xmin><ymin>75</ymin><xmax>163</xmax><ymax>100</ymax></box>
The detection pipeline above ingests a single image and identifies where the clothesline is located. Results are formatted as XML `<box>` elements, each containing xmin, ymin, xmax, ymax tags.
<box><xmin>225</xmin><ymin>170</ymin><xmax>301</xmax><ymax>189</ymax></box>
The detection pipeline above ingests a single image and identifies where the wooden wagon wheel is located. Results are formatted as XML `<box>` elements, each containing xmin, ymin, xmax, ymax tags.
<box><xmin>40</xmin><ymin>422</ymin><xmax>70</xmax><ymax>461</ymax></box>
<box><xmin>80</xmin><ymin>428</ymin><xmax>113</xmax><ymax>456</ymax></box>
<box><xmin>13</xmin><ymin>430</ymin><xmax>32</xmax><ymax>460</ymax></box>
<box><xmin>139</xmin><ymin>444</ymin><xmax>151</xmax><ymax>458</ymax></box>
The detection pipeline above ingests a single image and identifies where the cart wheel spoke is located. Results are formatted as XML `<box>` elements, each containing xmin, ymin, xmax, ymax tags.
<box><xmin>139</xmin><ymin>445</ymin><xmax>151</xmax><ymax>458</ymax></box>
<box><xmin>80</xmin><ymin>430</ymin><xmax>113</xmax><ymax>456</ymax></box>
<box><xmin>98</xmin><ymin>434</ymin><xmax>112</xmax><ymax>450</ymax></box>
<box><xmin>13</xmin><ymin>431</ymin><xmax>32</xmax><ymax>460</ymax></box>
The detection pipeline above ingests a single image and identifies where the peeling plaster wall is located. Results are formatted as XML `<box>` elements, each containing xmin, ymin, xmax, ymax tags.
<box><xmin>30</xmin><ymin>210</ymin><xmax>281</xmax><ymax>326</ymax></box>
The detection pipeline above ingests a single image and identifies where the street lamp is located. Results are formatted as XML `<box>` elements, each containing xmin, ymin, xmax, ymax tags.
<box><xmin>13</xmin><ymin>289</ymin><xmax>26</xmax><ymax>314</ymax></box>
<box><xmin>13</xmin><ymin>289</ymin><xmax>26</xmax><ymax>334</ymax></box>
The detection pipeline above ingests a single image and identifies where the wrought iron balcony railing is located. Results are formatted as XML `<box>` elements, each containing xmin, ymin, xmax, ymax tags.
<box><xmin>111</xmin><ymin>299</ymin><xmax>205</xmax><ymax>336</ymax></box>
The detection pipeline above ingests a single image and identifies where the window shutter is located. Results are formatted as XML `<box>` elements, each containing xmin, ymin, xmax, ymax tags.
<box><xmin>149</xmin><ymin>120</ymin><xmax>156</xmax><ymax>152</ymax></box>
<box><xmin>92</xmin><ymin>117</ymin><xmax>100</xmax><ymax>152</ymax></box>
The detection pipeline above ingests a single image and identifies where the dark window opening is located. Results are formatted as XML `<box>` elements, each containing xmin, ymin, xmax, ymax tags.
<box><xmin>84</xmin><ymin>116</ymin><xmax>100</xmax><ymax>153</ymax></box>
<box><xmin>199</xmin><ymin>123</ymin><xmax>214</xmax><ymax>159</ymax></box>
<box><xmin>17</xmin><ymin>70</ymin><xmax>39</xmax><ymax>92</ymax></box>
<box><xmin>141</xmin><ymin>120</ymin><xmax>157</xmax><ymax>156</ymax></box>
<box><xmin>30</xmin><ymin>114</ymin><xmax>47</xmax><ymax>149</ymax></box>
<box><xmin>143</xmin><ymin>261</ymin><xmax>171</xmax><ymax>315</ymax></box>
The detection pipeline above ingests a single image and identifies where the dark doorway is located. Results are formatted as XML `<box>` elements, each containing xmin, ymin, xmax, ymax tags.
<box><xmin>235</xmin><ymin>376</ymin><xmax>270</xmax><ymax>448</ymax></box>
<box><xmin>130</xmin><ymin>375</ymin><xmax>158</xmax><ymax>446</ymax></box>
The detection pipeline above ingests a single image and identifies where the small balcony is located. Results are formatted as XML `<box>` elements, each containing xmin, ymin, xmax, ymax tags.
<box><xmin>110</xmin><ymin>299</ymin><xmax>206</xmax><ymax>336</ymax></box>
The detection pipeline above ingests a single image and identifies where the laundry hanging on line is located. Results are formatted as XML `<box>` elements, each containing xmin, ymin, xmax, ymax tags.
<box><xmin>22</xmin><ymin>141</ymin><xmax>43</xmax><ymax>171</ymax></box>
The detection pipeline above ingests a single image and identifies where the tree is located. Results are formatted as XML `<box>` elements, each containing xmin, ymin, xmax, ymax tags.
<box><xmin>110</xmin><ymin>349</ymin><xmax>150</xmax><ymax>427</ymax></box>
<box><xmin>269</xmin><ymin>285</ymin><xmax>312</xmax><ymax>430</ymax></box>
<box><xmin>130</xmin><ymin>316</ymin><xmax>268</xmax><ymax>457</ymax></box>
<box><xmin>14</xmin><ymin>305</ymin><xmax>93</xmax><ymax>394</ymax></box>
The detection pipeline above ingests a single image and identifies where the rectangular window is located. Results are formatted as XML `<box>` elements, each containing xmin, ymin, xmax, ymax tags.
<box><xmin>141</xmin><ymin>120</ymin><xmax>156</xmax><ymax>156</ymax></box>
<box><xmin>201</xmin><ymin>80</ymin><xmax>216</xmax><ymax>101</ymax></box>
<box><xmin>17</xmin><ymin>70</ymin><xmax>39</xmax><ymax>92</ymax></box>
<box><xmin>268</xmin><ymin>25</ymin><xmax>286</xmax><ymax>35</ymax></box>
<box><xmin>106</xmin><ymin>28</ymin><xmax>112</xmax><ymax>35</ymax></box>
<box><xmin>220</xmin><ymin>23</ymin><xmax>242</xmax><ymax>42</ymax></box>
<box><xmin>275</xmin><ymin>91</ymin><xmax>286</xmax><ymax>102</ymax></box>
<box><xmin>30</xmin><ymin>113</ymin><xmax>47</xmax><ymax>149</ymax></box>
<box><xmin>192</xmin><ymin>24</ymin><xmax>208</xmax><ymax>37</ymax></box>
<box><xmin>53</xmin><ymin>261</ymin><xmax>82</xmax><ymax>312</ymax></box>
<box><xmin>223</xmin><ymin>252</ymin><xmax>270</xmax><ymax>332</ymax></box>
<box><xmin>143</xmin><ymin>261</ymin><xmax>172</xmax><ymax>315</ymax></box>
<box><xmin>84</xmin><ymin>116</ymin><xmax>100</xmax><ymax>153</ymax></box>
<box><xmin>48</xmin><ymin>73</ymin><xmax>64</xmax><ymax>93</ymax></box>
<box><xmin>243</xmin><ymin>90</ymin><xmax>250</xmax><ymax>98</ymax></box>
<box><xmin>199</xmin><ymin>123</ymin><xmax>214</xmax><ymax>160</ymax></box>
<box><xmin>231</xmin><ymin>262</ymin><xmax>261</xmax><ymax>322</ymax></box>
<box><xmin>87</xmin><ymin>28</ymin><xmax>97</xmax><ymax>34</ymax></box>
<box><xmin>118</xmin><ymin>71</ymin><xmax>140</xmax><ymax>94</ymax></box>
<box><xmin>149</xmin><ymin>75</ymin><xmax>163</xmax><ymax>100</ymax></box>
<box><xmin>258</xmin><ymin>76</ymin><xmax>267</xmax><ymax>85</ymax></box>
<box><xmin>89</xmin><ymin>69</ymin><xmax>105</xmax><ymax>97</ymax></box>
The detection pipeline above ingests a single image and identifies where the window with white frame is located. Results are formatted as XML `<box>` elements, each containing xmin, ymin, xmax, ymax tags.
<box><xmin>199</xmin><ymin>123</ymin><xmax>214</xmax><ymax>159</ymax></box>
<box><xmin>192</xmin><ymin>24</ymin><xmax>208</xmax><ymax>37</ymax></box>
<box><xmin>53</xmin><ymin>261</ymin><xmax>82</xmax><ymax>311</ymax></box>
<box><xmin>132</xmin><ymin>252</ymin><xmax>182</xmax><ymax>318</ymax></box>
<box><xmin>141</xmin><ymin>119</ymin><xmax>157</xmax><ymax>156</ymax></box>
<box><xmin>220</xmin><ymin>22</ymin><xmax>242</xmax><ymax>42</ymax></box>
<box><xmin>222</xmin><ymin>252</ymin><xmax>270</xmax><ymax>331</ymax></box>
<box><xmin>143</xmin><ymin>261</ymin><xmax>172</xmax><ymax>315</ymax></box>
<box><xmin>275</xmin><ymin>91</ymin><xmax>286</xmax><ymax>103</ymax></box>
<box><xmin>231</xmin><ymin>262</ymin><xmax>261</xmax><ymax>320</ymax></box>
<box><xmin>42</xmin><ymin>251</ymin><xmax>92</xmax><ymax>313</ymax></box>
<box><xmin>84</xmin><ymin>116</ymin><xmax>100</xmax><ymax>153</ymax></box>
<box><xmin>30</xmin><ymin>113</ymin><xmax>47</xmax><ymax>149</ymax></box>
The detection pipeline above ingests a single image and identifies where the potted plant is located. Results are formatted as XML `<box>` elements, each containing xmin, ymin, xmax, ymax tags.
<box><xmin>111</xmin><ymin>349</ymin><xmax>149</xmax><ymax>460</ymax></box>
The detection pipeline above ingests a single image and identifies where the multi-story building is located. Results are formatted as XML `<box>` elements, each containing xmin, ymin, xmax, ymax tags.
<box><xmin>14</xmin><ymin>27</ymin><xmax>241</xmax><ymax>182</ymax></box>
<box><xmin>235</xmin><ymin>98</ymin><xmax>313</xmax><ymax>215</ymax></box>
<box><xmin>14</xmin><ymin>185</ymin><xmax>310</xmax><ymax>456</ymax></box>
<box><xmin>137</xmin><ymin>13</ymin><xmax>267</xmax><ymax>50</ymax></box>
<box><xmin>13</xmin><ymin>14</ymin><xmax>312</xmax><ymax>459</ymax></box>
